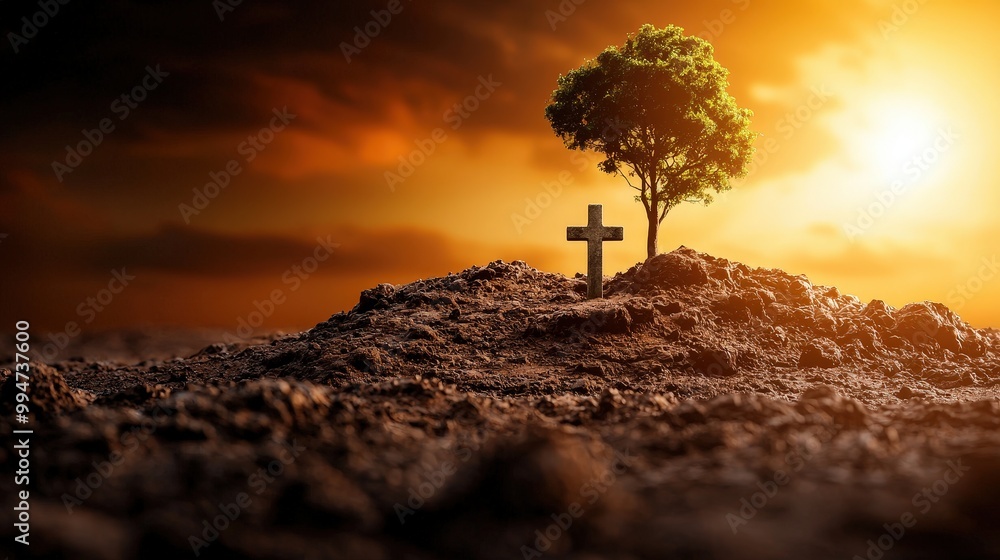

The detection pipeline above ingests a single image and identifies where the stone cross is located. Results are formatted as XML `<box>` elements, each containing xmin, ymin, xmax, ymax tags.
<box><xmin>567</xmin><ymin>204</ymin><xmax>623</xmax><ymax>299</ymax></box>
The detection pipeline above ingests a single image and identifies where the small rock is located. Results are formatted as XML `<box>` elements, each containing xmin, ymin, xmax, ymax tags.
<box><xmin>348</xmin><ymin>347</ymin><xmax>385</xmax><ymax>374</ymax></box>
<box><xmin>405</xmin><ymin>325</ymin><xmax>441</xmax><ymax>342</ymax></box>
<box><xmin>624</xmin><ymin>298</ymin><xmax>657</xmax><ymax>325</ymax></box>
<box><xmin>354</xmin><ymin>283</ymin><xmax>396</xmax><ymax>313</ymax></box>
<box><xmin>690</xmin><ymin>348</ymin><xmax>739</xmax><ymax>377</ymax></box>
<box><xmin>568</xmin><ymin>379</ymin><xmax>592</xmax><ymax>393</ymax></box>
<box><xmin>652</xmin><ymin>299</ymin><xmax>683</xmax><ymax>315</ymax></box>
<box><xmin>673</xmin><ymin>311</ymin><xmax>700</xmax><ymax>331</ymax></box>
<box><xmin>799</xmin><ymin>338</ymin><xmax>843</xmax><ymax>368</ymax></box>
<box><xmin>576</xmin><ymin>363</ymin><xmax>610</xmax><ymax>376</ymax></box>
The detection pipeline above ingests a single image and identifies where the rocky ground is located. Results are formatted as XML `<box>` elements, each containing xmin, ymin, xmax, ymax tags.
<box><xmin>2</xmin><ymin>247</ymin><xmax>1000</xmax><ymax>559</ymax></box>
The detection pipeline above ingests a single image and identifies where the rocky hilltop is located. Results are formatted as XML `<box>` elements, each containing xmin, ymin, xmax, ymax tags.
<box><xmin>2</xmin><ymin>247</ymin><xmax>1000</xmax><ymax>559</ymax></box>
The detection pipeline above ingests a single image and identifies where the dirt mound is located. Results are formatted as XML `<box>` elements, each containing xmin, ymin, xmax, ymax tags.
<box><xmin>230</xmin><ymin>246</ymin><xmax>994</xmax><ymax>402</ymax></box>
<box><xmin>4</xmin><ymin>248</ymin><xmax>1000</xmax><ymax>559</ymax></box>
<box><xmin>610</xmin><ymin>247</ymin><xmax>994</xmax><ymax>378</ymax></box>
<box><xmin>1</xmin><ymin>363</ymin><xmax>86</xmax><ymax>419</ymax></box>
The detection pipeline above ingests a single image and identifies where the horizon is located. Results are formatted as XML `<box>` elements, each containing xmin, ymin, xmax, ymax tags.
<box><xmin>19</xmin><ymin>244</ymin><xmax>997</xmax><ymax>344</ymax></box>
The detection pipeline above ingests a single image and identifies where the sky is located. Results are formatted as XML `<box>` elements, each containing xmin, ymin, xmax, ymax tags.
<box><xmin>2</xmin><ymin>0</ymin><xmax>999</xmax><ymax>338</ymax></box>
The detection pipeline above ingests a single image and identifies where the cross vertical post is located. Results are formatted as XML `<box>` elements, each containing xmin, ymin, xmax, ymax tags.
<box><xmin>567</xmin><ymin>204</ymin><xmax>624</xmax><ymax>299</ymax></box>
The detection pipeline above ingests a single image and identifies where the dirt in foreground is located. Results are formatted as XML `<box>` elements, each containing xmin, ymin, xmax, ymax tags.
<box><xmin>3</xmin><ymin>248</ymin><xmax>1000</xmax><ymax>559</ymax></box>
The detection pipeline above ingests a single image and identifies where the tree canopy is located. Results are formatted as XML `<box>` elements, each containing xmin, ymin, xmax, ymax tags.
<box><xmin>545</xmin><ymin>24</ymin><xmax>756</xmax><ymax>257</ymax></box>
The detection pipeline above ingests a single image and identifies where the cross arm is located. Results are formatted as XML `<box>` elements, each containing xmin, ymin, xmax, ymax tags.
<box><xmin>603</xmin><ymin>226</ymin><xmax>624</xmax><ymax>241</ymax></box>
<box><xmin>567</xmin><ymin>227</ymin><xmax>589</xmax><ymax>241</ymax></box>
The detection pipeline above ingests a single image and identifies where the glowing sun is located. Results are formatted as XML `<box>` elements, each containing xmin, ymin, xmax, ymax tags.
<box><xmin>859</xmin><ymin>98</ymin><xmax>943</xmax><ymax>177</ymax></box>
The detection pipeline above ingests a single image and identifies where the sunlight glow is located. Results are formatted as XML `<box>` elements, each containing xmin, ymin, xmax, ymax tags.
<box><xmin>858</xmin><ymin>99</ymin><xmax>941</xmax><ymax>178</ymax></box>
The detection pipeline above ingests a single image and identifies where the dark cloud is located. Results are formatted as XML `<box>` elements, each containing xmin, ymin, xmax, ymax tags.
<box><xmin>85</xmin><ymin>225</ymin><xmax>325</xmax><ymax>276</ymax></box>
<box><xmin>2</xmin><ymin>0</ymin><xmax>878</xmax><ymax>141</ymax></box>
<box><xmin>84</xmin><ymin>224</ymin><xmax>511</xmax><ymax>278</ymax></box>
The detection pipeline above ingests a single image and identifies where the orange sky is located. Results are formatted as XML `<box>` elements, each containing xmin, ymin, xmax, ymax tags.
<box><xmin>3</xmin><ymin>0</ymin><xmax>999</xmax><ymax>336</ymax></box>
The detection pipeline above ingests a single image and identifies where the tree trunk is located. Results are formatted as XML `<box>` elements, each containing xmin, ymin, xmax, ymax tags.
<box><xmin>646</xmin><ymin>212</ymin><xmax>658</xmax><ymax>259</ymax></box>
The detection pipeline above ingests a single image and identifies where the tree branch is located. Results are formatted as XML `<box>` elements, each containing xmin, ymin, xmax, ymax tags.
<box><xmin>658</xmin><ymin>204</ymin><xmax>670</xmax><ymax>224</ymax></box>
<box><xmin>618</xmin><ymin>170</ymin><xmax>641</xmax><ymax>192</ymax></box>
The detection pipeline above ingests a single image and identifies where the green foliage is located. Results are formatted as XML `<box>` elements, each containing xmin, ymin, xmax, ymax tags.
<box><xmin>545</xmin><ymin>24</ymin><xmax>756</xmax><ymax>232</ymax></box>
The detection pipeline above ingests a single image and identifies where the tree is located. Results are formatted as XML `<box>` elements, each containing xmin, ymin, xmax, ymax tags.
<box><xmin>545</xmin><ymin>24</ymin><xmax>756</xmax><ymax>258</ymax></box>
